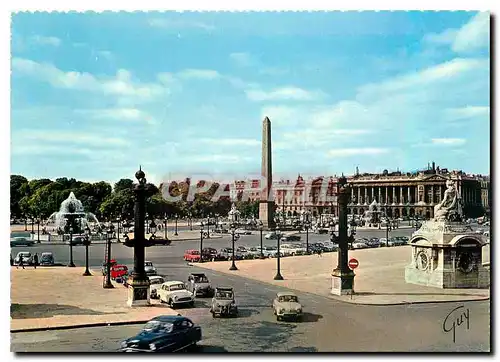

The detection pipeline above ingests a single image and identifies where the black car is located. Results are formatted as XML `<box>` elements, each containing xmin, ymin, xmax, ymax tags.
<box><xmin>201</xmin><ymin>247</ymin><xmax>219</xmax><ymax>261</ymax></box>
<box><xmin>119</xmin><ymin>315</ymin><xmax>202</xmax><ymax>352</ymax></box>
<box><xmin>71</xmin><ymin>236</ymin><xmax>85</xmax><ymax>246</ymax></box>
<box><xmin>284</xmin><ymin>235</ymin><xmax>301</xmax><ymax>242</ymax></box>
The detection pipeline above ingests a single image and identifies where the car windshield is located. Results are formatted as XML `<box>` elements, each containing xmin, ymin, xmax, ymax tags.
<box><xmin>194</xmin><ymin>275</ymin><xmax>208</xmax><ymax>283</ymax></box>
<box><xmin>142</xmin><ymin>321</ymin><xmax>174</xmax><ymax>333</ymax></box>
<box><xmin>145</xmin><ymin>262</ymin><xmax>153</xmax><ymax>267</ymax></box>
<box><xmin>216</xmin><ymin>291</ymin><xmax>233</xmax><ymax>299</ymax></box>
<box><xmin>279</xmin><ymin>295</ymin><xmax>298</xmax><ymax>303</ymax></box>
<box><xmin>169</xmin><ymin>283</ymin><xmax>185</xmax><ymax>291</ymax></box>
<box><xmin>190</xmin><ymin>251</ymin><xmax>200</xmax><ymax>255</ymax></box>
<box><xmin>41</xmin><ymin>254</ymin><xmax>52</xmax><ymax>260</ymax></box>
<box><xmin>150</xmin><ymin>278</ymin><xmax>164</xmax><ymax>285</ymax></box>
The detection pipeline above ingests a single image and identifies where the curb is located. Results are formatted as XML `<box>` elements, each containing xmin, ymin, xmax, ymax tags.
<box><xmin>10</xmin><ymin>319</ymin><xmax>150</xmax><ymax>333</ymax></box>
<box><xmin>193</xmin><ymin>264</ymin><xmax>490</xmax><ymax>307</ymax></box>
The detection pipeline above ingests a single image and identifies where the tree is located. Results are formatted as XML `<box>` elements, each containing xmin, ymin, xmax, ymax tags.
<box><xmin>114</xmin><ymin>179</ymin><xmax>134</xmax><ymax>193</ymax></box>
<box><xmin>10</xmin><ymin>175</ymin><xmax>28</xmax><ymax>218</ymax></box>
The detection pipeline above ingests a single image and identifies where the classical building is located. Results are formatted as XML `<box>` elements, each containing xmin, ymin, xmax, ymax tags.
<box><xmin>348</xmin><ymin>163</ymin><xmax>486</xmax><ymax>219</ymax></box>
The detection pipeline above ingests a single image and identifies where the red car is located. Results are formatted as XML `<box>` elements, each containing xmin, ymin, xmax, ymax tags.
<box><xmin>110</xmin><ymin>264</ymin><xmax>128</xmax><ymax>280</ymax></box>
<box><xmin>184</xmin><ymin>249</ymin><xmax>201</xmax><ymax>262</ymax></box>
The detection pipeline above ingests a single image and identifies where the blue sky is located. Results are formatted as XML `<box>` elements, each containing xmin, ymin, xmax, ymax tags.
<box><xmin>10</xmin><ymin>11</ymin><xmax>490</xmax><ymax>184</ymax></box>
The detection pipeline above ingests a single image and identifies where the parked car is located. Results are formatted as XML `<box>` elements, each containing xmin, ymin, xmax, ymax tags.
<box><xmin>149</xmin><ymin>275</ymin><xmax>165</xmax><ymax>299</ymax></box>
<box><xmin>158</xmin><ymin>281</ymin><xmax>194</xmax><ymax>308</ymax></box>
<box><xmin>110</xmin><ymin>265</ymin><xmax>128</xmax><ymax>280</ymax></box>
<box><xmin>273</xmin><ymin>292</ymin><xmax>303</xmax><ymax>321</ymax></box>
<box><xmin>119</xmin><ymin>315</ymin><xmax>202</xmax><ymax>352</ymax></box>
<box><xmin>14</xmin><ymin>251</ymin><xmax>32</xmax><ymax>265</ymax></box>
<box><xmin>201</xmin><ymin>247</ymin><xmax>219</xmax><ymax>261</ymax></box>
<box><xmin>39</xmin><ymin>252</ymin><xmax>55</xmax><ymax>266</ymax></box>
<box><xmin>144</xmin><ymin>261</ymin><xmax>157</xmax><ymax>276</ymax></box>
<box><xmin>186</xmin><ymin>273</ymin><xmax>215</xmax><ymax>297</ymax></box>
<box><xmin>235</xmin><ymin>229</ymin><xmax>252</xmax><ymax>235</ymax></box>
<box><xmin>262</xmin><ymin>246</ymin><xmax>279</xmax><ymax>258</ymax></box>
<box><xmin>71</xmin><ymin>236</ymin><xmax>85</xmax><ymax>246</ymax></box>
<box><xmin>379</xmin><ymin>238</ymin><xmax>394</xmax><ymax>247</ymax></box>
<box><xmin>10</xmin><ymin>237</ymin><xmax>34</xmax><ymax>247</ymax></box>
<box><xmin>210</xmin><ymin>287</ymin><xmax>238</xmax><ymax>318</ymax></box>
<box><xmin>352</xmin><ymin>241</ymin><xmax>369</xmax><ymax>249</ymax></box>
<box><xmin>184</xmin><ymin>249</ymin><xmax>201</xmax><ymax>262</ymax></box>
<box><xmin>321</xmin><ymin>241</ymin><xmax>338</xmax><ymax>252</ymax></box>
<box><xmin>366</xmin><ymin>238</ymin><xmax>381</xmax><ymax>248</ymax></box>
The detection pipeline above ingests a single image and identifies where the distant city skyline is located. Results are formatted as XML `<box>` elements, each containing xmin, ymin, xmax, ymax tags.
<box><xmin>11</xmin><ymin>11</ymin><xmax>490</xmax><ymax>184</ymax></box>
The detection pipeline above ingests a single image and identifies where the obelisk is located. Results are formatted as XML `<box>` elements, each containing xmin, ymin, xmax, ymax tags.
<box><xmin>259</xmin><ymin>116</ymin><xmax>275</xmax><ymax>229</ymax></box>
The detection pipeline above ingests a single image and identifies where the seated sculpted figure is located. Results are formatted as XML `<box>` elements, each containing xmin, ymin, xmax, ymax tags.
<box><xmin>433</xmin><ymin>179</ymin><xmax>460</xmax><ymax>221</ymax></box>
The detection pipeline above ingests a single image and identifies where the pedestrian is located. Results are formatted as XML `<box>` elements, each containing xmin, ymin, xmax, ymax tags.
<box><xmin>317</xmin><ymin>249</ymin><xmax>323</xmax><ymax>257</ymax></box>
<box><xmin>10</xmin><ymin>254</ymin><xmax>13</xmax><ymax>267</ymax></box>
<box><xmin>33</xmin><ymin>253</ymin><xmax>39</xmax><ymax>269</ymax></box>
<box><xmin>18</xmin><ymin>254</ymin><xmax>24</xmax><ymax>269</ymax></box>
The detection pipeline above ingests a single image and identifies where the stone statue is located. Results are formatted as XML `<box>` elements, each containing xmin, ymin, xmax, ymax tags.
<box><xmin>433</xmin><ymin>179</ymin><xmax>462</xmax><ymax>221</ymax></box>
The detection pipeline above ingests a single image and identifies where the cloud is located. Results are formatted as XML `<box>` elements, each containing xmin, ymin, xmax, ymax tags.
<box><xmin>13</xmin><ymin>130</ymin><xmax>128</xmax><ymax>148</ymax></box>
<box><xmin>76</xmin><ymin>108</ymin><xmax>157</xmax><ymax>124</ymax></box>
<box><xmin>148</xmin><ymin>18</ymin><xmax>215</xmax><ymax>31</ymax></box>
<box><xmin>431</xmin><ymin>138</ymin><xmax>467</xmax><ymax>146</ymax></box>
<box><xmin>421</xmin><ymin>12</ymin><xmax>489</xmax><ymax>54</ymax></box>
<box><xmin>177</xmin><ymin>69</ymin><xmax>221</xmax><ymax>80</ymax></box>
<box><xmin>246</xmin><ymin>86</ymin><xmax>327</xmax><ymax>102</ymax></box>
<box><xmin>11</xmin><ymin>58</ymin><xmax>168</xmax><ymax>102</ymax></box>
<box><xmin>229</xmin><ymin>52</ymin><xmax>255</xmax><ymax>67</ymax></box>
<box><xmin>187</xmin><ymin>154</ymin><xmax>254</xmax><ymax>164</ymax></box>
<box><xmin>30</xmin><ymin>35</ymin><xmax>61</xmax><ymax>47</ymax></box>
<box><xmin>444</xmin><ymin>106</ymin><xmax>489</xmax><ymax>121</ymax></box>
<box><xmin>327</xmin><ymin>148</ymin><xmax>390</xmax><ymax>157</ymax></box>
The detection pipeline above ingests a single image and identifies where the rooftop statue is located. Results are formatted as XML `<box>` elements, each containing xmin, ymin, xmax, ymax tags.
<box><xmin>433</xmin><ymin>179</ymin><xmax>463</xmax><ymax>222</ymax></box>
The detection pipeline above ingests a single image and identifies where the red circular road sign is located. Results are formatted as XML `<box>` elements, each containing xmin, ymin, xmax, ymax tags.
<box><xmin>348</xmin><ymin>258</ymin><xmax>359</xmax><ymax>270</ymax></box>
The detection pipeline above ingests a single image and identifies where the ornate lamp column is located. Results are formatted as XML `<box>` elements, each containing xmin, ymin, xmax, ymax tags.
<box><xmin>331</xmin><ymin>175</ymin><xmax>355</xmax><ymax>295</ymax></box>
<box><xmin>127</xmin><ymin>167</ymin><xmax>151</xmax><ymax>307</ymax></box>
<box><xmin>199</xmin><ymin>223</ymin><xmax>204</xmax><ymax>263</ymax></box>
<box><xmin>82</xmin><ymin>226</ymin><xmax>92</xmax><ymax>276</ymax></box>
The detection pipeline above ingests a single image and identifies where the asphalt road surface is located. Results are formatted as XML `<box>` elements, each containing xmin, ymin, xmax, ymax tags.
<box><xmin>10</xmin><ymin>227</ymin><xmax>490</xmax><ymax>352</ymax></box>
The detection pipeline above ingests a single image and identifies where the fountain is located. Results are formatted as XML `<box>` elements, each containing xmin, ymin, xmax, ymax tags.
<box><xmin>45</xmin><ymin>192</ymin><xmax>101</xmax><ymax>238</ymax></box>
<box><xmin>361</xmin><ymin>200</ymin><xmax>385</xmax><ymax>227</ymax></box>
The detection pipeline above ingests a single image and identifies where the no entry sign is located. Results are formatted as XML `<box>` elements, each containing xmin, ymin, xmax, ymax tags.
<box><xmin>348</xmin><ymin>258</ymin><xmax>359</xmax><ymax>270</ymax></box>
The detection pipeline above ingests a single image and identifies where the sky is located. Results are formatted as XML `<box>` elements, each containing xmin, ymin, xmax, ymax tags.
<box><xmin>10</xmin><ymin>11</ymin><xmax>490</xmax><ymax>185</ymax></box>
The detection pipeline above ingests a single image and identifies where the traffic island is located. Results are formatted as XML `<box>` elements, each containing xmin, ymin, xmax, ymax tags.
<box><xmin>195</xmin><ymin>246</ymin><xmax>490</xmax><ymax>305</ymax></box>
<box><xmin>10</xmin><ymin>267</ymin><xmax>177</xmax><ymax>332</ymax></box>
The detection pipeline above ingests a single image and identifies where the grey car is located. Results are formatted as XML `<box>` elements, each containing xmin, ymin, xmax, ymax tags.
<box><xmin>210</xmin><ymin>287</ymin><xmax>238</xmax><ymax>318</ymax></box>
<box><xmin>187</xmin><ymin>273</ymin><xmax>214</xmax><ymax>297</ymax></box>
<box><xmin>145</xmin><ymin>261</ymin><xmax>157</xmax><ymax>276</ymax></box>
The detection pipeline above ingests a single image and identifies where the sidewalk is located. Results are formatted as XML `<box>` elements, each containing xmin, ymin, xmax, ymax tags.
<box><xmin>196</xmin><ymin>246</ymin><xmax>490</xmax><ymax>305</ymax></box>
<box><xmin>11</xmin><ymin>267</ymin><xmax>177</xmax><ymax>332</ymax></box>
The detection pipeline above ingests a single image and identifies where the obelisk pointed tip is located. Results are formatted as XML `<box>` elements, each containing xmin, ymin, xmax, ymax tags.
<box><xmin>263</xmin><ymin>116</ymin><xmax>271</xmax><ymax>123</ymax></box>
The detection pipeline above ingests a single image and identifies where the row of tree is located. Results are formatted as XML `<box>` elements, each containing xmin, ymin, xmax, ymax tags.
<box><xmin>10</xmin><ymin>175</ymin><xmax>261</xmax><ymax>222</ymax></box>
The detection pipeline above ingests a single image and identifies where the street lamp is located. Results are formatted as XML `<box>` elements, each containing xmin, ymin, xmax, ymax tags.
<box><xmin>199</xmin><ymin>223</ymin><xmax>204</xmax><ymax>263</ymax></box>
<box><xmin>304</xmin><ymin>211</ymin><xmax>311</xmax><ymax>254</ymax></box>
<box><xmin>189</xmin><ymin>212</ymin><xmax>193</xmax><ymax>231</ymax></box>
<box><xmin>349</xmin><ymin>219</ymin><xmax>357</xmax><ymax>249</ymax></box>
<box><xmin>163</xmin><ymin>214</ymin><xmax>168</xmax><ymax>240</ymax></box>
<box><xmin>37</xmin><ymin>218</ymin><xmax>41</xmax><ymax>243</ymax></box>
<box><xmin>229</xmin><ymin>222</ymin><xmax>238</xmax><ymax>271</ymax></box>
<box><xmin>274</xmin><ymin>227</ymin><xmax>284</xmax><ymax>280</ymax></box>
<box><xmin>259</xmin><ymin>221</ymin><xmax>264</xmax><ymax>259</ymax></box>
<box><xmin>66</xmin><ymin>214</ymin><xmax>76</xmax><ymax>268</ymax></box>
<box><xmin>149</xmin><ymin>220</ymin><xmax>157</xmax><ymax>238</ymax></box>
<box><xmin>116</xmin><ymin>217</ymin><xmax>121</xmax><ymax>242</ymax></box>
<box><xmin>174</xmin><ymin>214</ymin><xmax>178</xmax><ymax>236</ymax></box>
<box><xmin>103</xmin><ymin>223</ymin><xmax>115</xmax><ymax>289</ymax></box>
<box><xmin>206</xmin><ymin>215</ymin><xmax>210</xmax><ymax>239</ymax></box>
<box><xmin>82</xmin><ymin>226</ymin><xmax>92</xmax><ymax>276</ymax></box>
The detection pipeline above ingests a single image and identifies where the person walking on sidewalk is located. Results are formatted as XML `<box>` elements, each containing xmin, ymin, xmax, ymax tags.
<box><xmin>17</xmin><ymin>254</ymin><xmax>24</xmax><ymax>269</ymax></box>
<box><xmin>33</xmin><ymin>253</ymin><xmax>39</xmax><ymax>269</ymax></box>
<box><xmin>317</xmin><ymin>248</ymin><xmax>323</xmax><ymax>257</ymax></box>
<box><xmin>10</xmin><ymin>254</ymin><xmax>13</xmax><ymax>267</ymax></box>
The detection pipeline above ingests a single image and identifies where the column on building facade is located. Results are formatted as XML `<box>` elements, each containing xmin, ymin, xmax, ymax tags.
<box><xmin>371</xmin><ymin>187</ymin><xmax>375</xmax><ymax>203</ymax></box>
<box><xmin>351</xmin><ymin>187</ymin><xmax>354</xmax><ymax>204</ymax></box>
<box><xmin>357</xmin><ymin>187</ymin><xmax>361</xmax><ymax>205</ymax></box>
<box><xmin>392</xmin><ymin>186</ymin><xmax>396</xmax><ymax>204</ymax></box>
<box><xmin>400</xmin><ymin>186</ymin><xmax>404</xmax><ymax>204</ymax></box>
<box><xmin>385</xmin><ymin>186</ymin><xmax>389</xmax><ymax>204</ymax></box>
<box><xmin>430</xmin><ymin>185</ymin><xmax>434</xmax><ymax>204</ymax></box>
<box><xmin>378</xmin><ymin>187</ymin><xmax>382</xmax><ymax>204</ymax></box>
<box><xmin>364</xmin><ymin>187</ymin><xmax>368</xmax><ymax>204</ymax></box>
<box><xmin>407</xmin><ymin>186</ymin><xmax>411</xmax><ymax>204</ymax></box>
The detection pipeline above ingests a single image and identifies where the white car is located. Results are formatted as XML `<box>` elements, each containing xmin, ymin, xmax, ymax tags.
<box><xmin>144</xmin><ymin>261</ymin><xmax>157</xmax><ymax>276</ymax></box>
<box><xmin>352</xmin><ymin>242</ymin><xmax>369</xmax><ymax>249</ymax></box>
<box><xmin>148</xmin><ymin>275</ymin><xmax>165</xmax><ymax>299</ymax></box>
<box><xmin>281</xmin><ymin>244</ymin><xmax>306</xmax><ymax>256</ymax></box>
<box><xmin>158</xmin><ymin>281</ymin><xmax>194</xmax><ymax>308</ymax></box>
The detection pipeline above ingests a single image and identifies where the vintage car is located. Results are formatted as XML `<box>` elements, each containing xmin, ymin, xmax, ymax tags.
<box><xmin>119</xmin><ymin>315</ymin><xmax>202</xmax><ymax>352</ymax></box>
<box><xmin>273</xmin><ymin>292</ymin><xmax>303</xmax><ymax>321</ymax></box>
<box><xmin>210</xmin><ymin>287</ymin><xmax>238</xmax><ymax>318</ymax></box>
<box><xmin>158</xmin><ymin>281</ymin><xmax>195</xmax><ymax>308</ymax></box>
<box><xmin>71</xmin><ymin>236</ymin><xmax>85</xmax><ymax>246</ymax></box>
<box><xmin>10</xmin><ymin>237</ymin><xmax>34</xmax><ymax>247</ymax></box>
<box><xmin>13</xmin><ymin>251</ymin><xmax>33</xmax><ymax>265</ymax></box>
<box><xmin>283</xmin><ymin>235</ymin><xmax>301</xmax><ymax>242</ymax></box>
<box><xmin>110</xmin><ymin>264</ymin><xmax>128</xmax><ymax>280</ymax></box>
<box><xmin>264</xmin><ymin>232</ymin><xmax>279</xmax><ymax>240</ymax></box>
<box><xmin>149</xmin><ymin>275</ymin><xmax>165</xmax><ymax>299</ymax></box>
<box><xmin>145</xmin><ymin>261</ymin><xmax>157</xmax><ymax>276</ymax></box>
<box><xmin>183</xmin><ymin>249</ymin><xmax>201</xmax><ymax>263</ymax></box>
<box><xmin>201</xmin><ymin>247</ymin><xmax>219</xmax><ymax>262</ymax></box>
<box><xmin>186</xmin><ymin>273</ymin><xmax>215</xmax><ymax>297</ymax></box>
<box><xmin>39</xmin><ymin>252</ymin><xmax>55</xmax><ymax>266</ymax></box>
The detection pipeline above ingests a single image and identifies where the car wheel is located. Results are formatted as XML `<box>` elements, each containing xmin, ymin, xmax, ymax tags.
<box><xmin>277</xmin><ymin>316</ymin><xmax>281</xmax><ymax>321</ymax></box>
<box><xmin>189</xmin><ymin>301</ymin><xmax>195</xmax><ymax>307</ymax></box>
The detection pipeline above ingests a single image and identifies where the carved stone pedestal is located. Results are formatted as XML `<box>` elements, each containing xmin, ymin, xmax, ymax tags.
<box><xmin>331</xmin><ymin>268</ymin><xmax>355</xmax><ymax>296</ymax></box>
<box><xmin>127</xmin><ymin>278</ymin><xmax>151</xmax><ymax>307</ymax></box>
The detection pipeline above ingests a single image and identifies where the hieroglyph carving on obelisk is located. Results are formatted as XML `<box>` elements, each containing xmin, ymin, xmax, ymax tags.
<box><xmin>259</xmin><ymin>116</ymin><xmax>275</xmax><ymax>229</ymax></box>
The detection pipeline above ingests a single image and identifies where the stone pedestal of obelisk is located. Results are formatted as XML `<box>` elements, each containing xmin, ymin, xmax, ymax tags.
<box><xmin>259</xmin><ymin>117</ymin><xmax>276</xmax><ymax>230</ymax></box>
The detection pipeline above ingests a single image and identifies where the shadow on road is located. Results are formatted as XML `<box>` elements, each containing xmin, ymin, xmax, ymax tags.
<box><xmin>193</xmin><ymin>344</ymin><xmax>229</xmax><ymax>353</ymax></box>
<box><xmin>234</xmin><ymin>308</ymin><xmax>259</xmax><ymax>318</ymax></box>
<box><xmin>10</xmin><ymin>303</ymin><xmax>121</xmax><ymax>319</ymax></box>
<box><xmin>299</xmin><ymin>312</ymin><xmax>323</xmax><ymax>323</ymax></box>
<box><xmin>288</xmin><ymin>346</ymin><xmax>318</xmax><ymax>352</ymax></box>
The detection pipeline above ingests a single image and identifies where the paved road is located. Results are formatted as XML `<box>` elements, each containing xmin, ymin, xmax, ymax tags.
<box><xmin>11</xmin><ymin>260</ymin><xmax>490</xmax><ymax>352</ymax></box>
<box><xmin>10</xmin><ymin>227</ymin><xmax>490</xmax><ymax>352</ymax></box>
